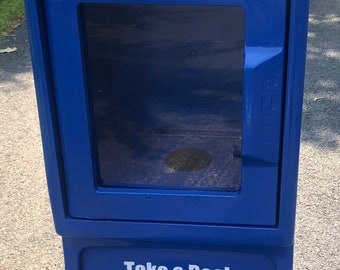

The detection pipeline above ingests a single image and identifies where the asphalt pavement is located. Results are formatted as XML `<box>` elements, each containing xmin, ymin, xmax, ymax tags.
<box><xmin>0</xmin><ymin>1</ymin><xmax>339</xmax><ymax>269</ymax></box>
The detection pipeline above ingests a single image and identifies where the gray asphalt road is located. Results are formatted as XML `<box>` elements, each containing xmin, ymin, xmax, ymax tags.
<box><xmin>0</xmin><ymin>1</ymin><xmax>339</xmax><ymax>269</ymax></box>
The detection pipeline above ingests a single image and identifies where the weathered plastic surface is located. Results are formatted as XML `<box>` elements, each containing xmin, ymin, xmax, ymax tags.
<box><xmin>62</xmin><ymin>238</ymin><xmax>294</xmax><ymax>270</ymax></box>
<box><xmin>32</xmin><ymin>0</ymin><xmax>290</xmax><ymax>226</ymax></box>
<box><xmin>25</xmin><ymin>0</ymin><xmax>309</xmax><ymax>269</ymax></box>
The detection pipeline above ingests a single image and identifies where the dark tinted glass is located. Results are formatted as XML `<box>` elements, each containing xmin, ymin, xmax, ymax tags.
<box><xmin>80</xmin><ymin>4</ymin><xmax>244</xmax><ymax>191</ymax></box>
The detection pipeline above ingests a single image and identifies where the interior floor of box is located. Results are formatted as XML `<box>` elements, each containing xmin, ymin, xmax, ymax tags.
<box><xmin>97</xmin><ymin>130</ymin><xmax>242</xmax><ymax>191</ymax></box>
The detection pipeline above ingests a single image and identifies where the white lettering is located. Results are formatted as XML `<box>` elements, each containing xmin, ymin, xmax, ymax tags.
<box><xmin>124</xmin><ymin>261</ymin><xmax>135</xmax><ymax>270</ymax></box>
<box><xmin>124</xmin><ymin>261</ymin><xmax>230</xmax><ymax>270</ymax></box>
<box><xmin>146</xmin><ymin>262</ymin><xmax>156</xmax><ymax>270</ymax></box>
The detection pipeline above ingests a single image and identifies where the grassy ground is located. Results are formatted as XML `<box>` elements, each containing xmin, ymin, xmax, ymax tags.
<box><xmin>0</xmin><ymin>0</ymin><xmax>25</xmax><ymax>37</ymax></box>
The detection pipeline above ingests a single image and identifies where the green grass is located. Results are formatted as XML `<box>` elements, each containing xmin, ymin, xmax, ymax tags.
<box><xmin>0</xmin><ymin>0</ymin><xmax>25</xmax><ymax>37</ymax></box>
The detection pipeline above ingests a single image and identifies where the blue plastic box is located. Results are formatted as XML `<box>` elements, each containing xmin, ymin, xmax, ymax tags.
<box><xmin>25</xmin><ymin>0</ymin><xmax>309</xmax><ymax>269</ymax></box>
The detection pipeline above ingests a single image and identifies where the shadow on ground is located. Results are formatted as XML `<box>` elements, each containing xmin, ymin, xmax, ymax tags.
<box><xmin>302</xmin><ymin>0</ymin><xmax>340</xmax><ymax>150</ymax></box>
<box><xmin>0</xmin><ymin>22</ymin><xmax>32</xmax><ymax>90</ymax></box>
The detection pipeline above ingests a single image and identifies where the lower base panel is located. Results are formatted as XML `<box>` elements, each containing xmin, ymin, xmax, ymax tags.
<box><xmin>62</xmin><ymin>238</ymin><xmax>294</xmax><ymax>270</ymax></box>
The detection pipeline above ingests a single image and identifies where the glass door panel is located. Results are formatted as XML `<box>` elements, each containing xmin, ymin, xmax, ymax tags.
<box><xmin>43</xmin><ymin>0</ymin><xmax>287</xmax><ymax>225</ymax></box>
<box><xmin>81</xmin><ymin>4</ymin><xmax>244</xmax><ymax>191</ymax></box>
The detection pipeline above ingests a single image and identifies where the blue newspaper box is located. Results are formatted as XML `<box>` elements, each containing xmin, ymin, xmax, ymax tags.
<box><xmin>25</xmin><ymin>0</ymin><xmax>309</xmax><ymax>269</ymax></box>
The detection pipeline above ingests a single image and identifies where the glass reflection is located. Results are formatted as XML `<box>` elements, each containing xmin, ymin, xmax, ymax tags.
<box><xmin>80</xmin><ymin>4</ymin><xmax>244</xmax><ymax>190</ymax></box>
